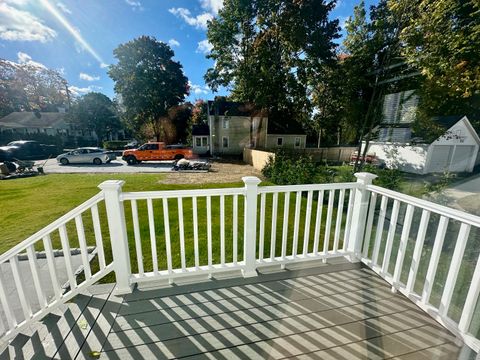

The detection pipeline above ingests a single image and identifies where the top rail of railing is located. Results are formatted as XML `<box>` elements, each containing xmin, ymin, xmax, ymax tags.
<box><xmin>0</xmin><ymin>192</ymin><xmax>105</xmax><ymax>264</ymax></box>
<box><xmin>257</xmin><ymin>182</ymin><xmax>359</xmax><ymax>194</ymax></box>
<box><xmin>367</xmin><ymin>184</ymin><xmax>480</xmax><ymax>228</ymax></box>
<box><xmin>121</xmin><ymin>187</ymin><xmax>245</xmax><ymax>201</ymax></box>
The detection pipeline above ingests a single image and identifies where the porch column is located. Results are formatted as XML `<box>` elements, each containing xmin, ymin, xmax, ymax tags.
<box><xmin>347</xmin><ymin>172</ymin><xmax>377</xmax><ymax>260</ymax></box>
<box><xmin>242</xmin><ymin>176</ymin><xmax>261</xmax><ymax>277</ymax></box>
<box><xmin>99</xmin><ymin>180</ymin><xmax>133</xmax><ymax>294</ymax></box>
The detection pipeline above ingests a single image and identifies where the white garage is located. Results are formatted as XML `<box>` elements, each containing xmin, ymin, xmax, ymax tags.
<box><xmin>365</xmin><ymin>116</ymin><xmax>480</xmax><ymax>174</ymax></box>
<box><xmin>425</xmin><ymin>117</ymin><xmax>480</xmax><ymax>173</ymax></box>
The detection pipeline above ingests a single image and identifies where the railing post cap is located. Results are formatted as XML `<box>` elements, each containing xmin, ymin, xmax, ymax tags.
<box><xmin>242</xmin><ymin>176</ymin><xmax>261</xmax><ymax>185</ymax></box>
<box><xmin>98</xmin><ymin>180</ymin><xmax>126</xmax><ymax>191</ymax></box>
<box><xmin>354</xmin><ymin>172</ymin><xmax>378</xmax><ymax>184</ymax></box>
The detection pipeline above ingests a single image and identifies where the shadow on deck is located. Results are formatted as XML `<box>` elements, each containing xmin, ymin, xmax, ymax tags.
<box><xmin>1</xmin><ymin>260</ymin><xmax>474</xmax><ymax>359</ymax></box>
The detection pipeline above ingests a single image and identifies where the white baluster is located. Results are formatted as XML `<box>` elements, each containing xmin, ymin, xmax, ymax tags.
<box><xmin>303</xmin><ymin>191</ymin><xmax>313</xmax><ymax>256</ymax></box>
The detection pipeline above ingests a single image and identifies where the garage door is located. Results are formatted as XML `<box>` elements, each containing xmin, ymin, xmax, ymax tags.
<box><xmin>428</xmin><ymin>145</ymin><xmax>453</xmax><ymax>172</ymax></box>
<box><xmin>450</xmin><ymin>145</ymin><xmax>475</xmax><ymax>172</ymax></box>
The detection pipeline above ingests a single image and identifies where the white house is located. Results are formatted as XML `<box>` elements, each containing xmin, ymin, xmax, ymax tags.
<box><xmin>365</xmin><ymin>115</ymin><xmax>480</xmax><ymax>174</ymax></box>
<box><xmin>0</xmin><ymin>111</ymin><xmax>70</xmax><ymax>136</ymax></box>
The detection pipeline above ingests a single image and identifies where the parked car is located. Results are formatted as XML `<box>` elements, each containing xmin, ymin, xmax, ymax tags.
<box><xmin>56</xmin><ymin>147</ymin><xmax>116</xmax><ymax>165</ymax></box>
<box><xmin>124</xmin><ymin>139</ymin><xmax>139</xmax><ymax>150</ymax></box>
<box><xmin>0</xmin><ymin>140</ymin><xmax>59</xmax><ymax>161</ymax></box>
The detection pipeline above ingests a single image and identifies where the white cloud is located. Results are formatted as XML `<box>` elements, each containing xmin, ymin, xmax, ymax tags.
<box><xmin>200</xmin><ymin>0</ymin><xmax>223</xmax><ymax>15</ymax></box>
<box><xmin>168</xmin><ymin>38</ymin><xmax>180</xmax><ymax>47</ymax></box>
<box><xmin>17</xmin><ymin>51</ymin><xmax>47</xmax><ymax>69</ymax></box>
<box><xmin>196</xmin><ymin>39</ymin><xmax>213</xmax><ymax>54</ymax></box>
<box><xmin>0</xmin><ymin>3</ymin><xmax>57</xmax><ymax>42</ymax></box>
<box><xmin>169</xmin><ymin>7</ymin><xmax>213</xmax><ymax>30</ymax></box>
<box><xmin>79</xmin><ymin>72</ymin><xmax>100</xmax><ymax>81</ymax></box>
<box><xmin>100</xmin><ymin>62</ymin><xmax>109</xmax><ymax>69</ymax></box>
<box><xmin>68</xmin><ymin>85</ymin><xmax>102</xmax><ymax>96</ymax></box>
<box><xmin>56</xmin><ymin>2</ymin><xmax>71</xmax><ymax>14</ymax></box>
<box><xmin>125</xmin><ymin>0</ymin><xmax>143</xmax><ymax>10</ymax></box>
<box><xmin>188</xmin><ymin>81</ymin><xmax>209</xmax><ymax>95</ymax></box>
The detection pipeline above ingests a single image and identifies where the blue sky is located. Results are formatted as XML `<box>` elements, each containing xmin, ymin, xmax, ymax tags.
<box><xmin>0</xmin><ymin>0</ymin><xmax>377</xmax><ymax>102</ymax></box>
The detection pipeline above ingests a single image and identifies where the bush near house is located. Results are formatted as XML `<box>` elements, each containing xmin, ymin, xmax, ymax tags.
<box><xmin>261</xmin><ymin>151</ymin><xmax>404</xmax><ymax>191</ymax></box>
<box><xmin>103</xmin><ymin>140</ymin><xmax>129</xmax><ymax>150</ymax></box>
<box><xmin>262</xmin><ymin>151</ymin><xmax>317</xmax><ymax>185</ymax></box>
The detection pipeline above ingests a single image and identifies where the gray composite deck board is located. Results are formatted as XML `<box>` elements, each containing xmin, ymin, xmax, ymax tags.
<box><xmin>0</xmin><ymin>262</ymin><xmax>468</xmax><ymax>359</ymax></box>
<box><xmin>102</xmin><ymin>264</ymin><xmax>462</xmax><ymax>359</ymax></box>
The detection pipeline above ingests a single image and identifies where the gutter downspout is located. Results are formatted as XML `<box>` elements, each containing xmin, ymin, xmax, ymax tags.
<box><xmin>207</xmin><ymin>101</ymin><xmax>213</xmax><ymax>156</ymax></box>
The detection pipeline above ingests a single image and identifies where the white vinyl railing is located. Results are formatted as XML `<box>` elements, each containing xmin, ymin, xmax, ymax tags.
<box><xmin>360</xmin><ymin>183</ymin><xmax>480</xmax><ymax>353</ymax></box>
<box><xmin>0</xmin><ymin>191</ymin><xmax>114</xmax><ymax>342</ymax></box>
<box><xmin>1</xmin><ymin>173</ymin><xmax>480</xmax><ymax>355</ymax></box>
<box><xmin>118</xmin><ymin>178</ymin><xmax>360</xmax><ymax>284</ymax></box>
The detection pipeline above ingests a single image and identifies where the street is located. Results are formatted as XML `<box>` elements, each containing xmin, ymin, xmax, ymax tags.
<box><xmin>35</xmin><ymin>158</ymin><xmax>178</xmax><ymax>173</ymax></box>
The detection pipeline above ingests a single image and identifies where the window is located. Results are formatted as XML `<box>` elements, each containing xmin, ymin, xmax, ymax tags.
<box><xmin>277</xmin><ymin>137</ymin><xmax>283</xmax><ymax>146</ymax></box>
<box><xmin>294</xmin><ymin>137</ymin><xmax>301</xmax><ymax>148</ymax></box>
<box><xmin>195</xmin><ymin>137</ymin><xmax>208</xmax><ymax>147</ymax></box>
<box><xmin>223</xmin><ymin>118</ymin><xmax>229</xmax><ymax>129</ymax></box>
<box><xmin>222</xmin><ymin>136</ymin><xmax>229</xmax><ymax>148</ymax></box>
<box><xmin>142</xmin><ymin>143</ymin><xmax>159</xmax><ymax>150</ymax></box>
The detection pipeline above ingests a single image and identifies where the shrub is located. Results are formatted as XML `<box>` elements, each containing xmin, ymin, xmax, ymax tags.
<box><xmin>360</xmin><ymin>164</ymin><xmax>404</xmax><ymax>190</ymax></box>
<box><xmin>262</xmin><ymin>151</ymin><xmax>317</xmax><ymax>185</ymax></box>
<box><xmin>375</xmin><ymin>169</ymin><xmax>403</xmax><ymax>190</ymax></box>
<box><xmin>103</xmin><ymin>140</ymin><xmax>129</xmax><ymax>150</ymax></box>
<box><xmin>424</xmin><ymin>171</ymin><xmax>456</xmax><ymax>194</ymax></box>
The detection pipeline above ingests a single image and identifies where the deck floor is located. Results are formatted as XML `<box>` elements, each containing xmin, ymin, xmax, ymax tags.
<box><xmin>0</xmin><ymin>261</ymin><xmax>470</xmax><ymax>359</ymax></box>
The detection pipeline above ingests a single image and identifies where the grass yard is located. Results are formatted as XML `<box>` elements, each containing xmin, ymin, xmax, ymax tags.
<box><xmin>0</xmin><ymin>173</ymin><xmax>243</xmax><ymax>252</ymax></box>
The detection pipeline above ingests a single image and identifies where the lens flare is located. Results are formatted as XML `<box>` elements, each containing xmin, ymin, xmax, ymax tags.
<box><xmin>39</xmin><ymin>0</ymin><xmax>104</xmax><ymax>64</ymax></box>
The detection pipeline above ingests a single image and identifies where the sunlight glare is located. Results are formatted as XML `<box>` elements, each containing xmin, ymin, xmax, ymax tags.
<box><xmin>39</xmin><ymin>0</ymin><xmax>104</xmax><ymax>64</ymax></box>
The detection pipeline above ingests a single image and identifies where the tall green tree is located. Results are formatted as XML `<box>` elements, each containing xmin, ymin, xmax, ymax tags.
<box><xmin>390</xmin><ymin>0</ymin><xmax>480</xmax><ymax>137</ymax></box>
<box><xmin>205</xmin><ymin>0</ymin><xmax>340</xmax><ymax>124</ymax></box>
<box><xmin>68</xmin><ymin>92</ymin><xmax>121</xmax><ymax>146</ymax></box>
<box><xmin>108</xmin><ymin>36</ymin><xmax>189</xmax><ymax>141</ymax></box>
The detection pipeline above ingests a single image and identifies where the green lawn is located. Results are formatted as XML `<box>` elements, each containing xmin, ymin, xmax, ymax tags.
<box><xmin>0</xmin><ymin>173</ymin><xmax>237</xmax><ymax>252</ymax></box>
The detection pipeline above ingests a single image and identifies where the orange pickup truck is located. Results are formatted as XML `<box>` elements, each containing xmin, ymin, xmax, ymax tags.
<box><xmin>122</xmin><ymin>142</ymin><xmax>193</xmax><ymax>165</ymax></box>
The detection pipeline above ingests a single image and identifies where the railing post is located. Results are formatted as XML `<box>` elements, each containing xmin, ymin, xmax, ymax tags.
<box><xmin>98</xmin><ymin>180</ymin><xmax>133</xmax><ymax>294</ymax></box>
<box><xmin>242</xmin><ymin>176</ymin><xmax>261</xmax><ymax>278</ymax></box>
<box><xmin>347</xmin><ymin>172</ymin><xmax>377</xmax><ymax>260</ymax></box>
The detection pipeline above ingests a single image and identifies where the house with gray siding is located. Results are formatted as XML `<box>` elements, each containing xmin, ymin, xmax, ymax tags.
<box><xmin>192</xmin><ymin>100</ymin><xmax>306</xmax><ymax>156</ymax></box>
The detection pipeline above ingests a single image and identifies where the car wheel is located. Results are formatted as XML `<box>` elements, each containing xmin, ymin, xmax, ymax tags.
<box><xmin>93</xmin><ymin>158</ymin><xmax>102</xmax><ymax>165</ymax></box>
<box><xmin>126</xmin><ymin>156</ymin><xmax>137</xmax><ymax>165</ymax></box>
<box><xmin>60</xmin><ymin>158</ymin><xmax>69</xmax><ymax>165</ymax></box>
<box><xmin>174</xmin><ymin>154</ymin><xmax>184</xmax><ymax>160</ymax></box>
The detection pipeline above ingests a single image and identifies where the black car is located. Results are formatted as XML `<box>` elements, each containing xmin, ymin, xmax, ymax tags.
<box><xmin>0</xmin><ymin>140</ymin><xmax>59</xmax><ymax>161</ymax></box>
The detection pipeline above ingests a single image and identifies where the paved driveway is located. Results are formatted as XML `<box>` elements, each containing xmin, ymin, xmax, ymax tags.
<box><xmin>35</xmin><ymin>158</ymin><xmax>177</xmax><ymax>173</ymax></box>
<box><xmin>443</xmin><ymin>174</ymin><xmax>480</xmax><ymax>215</ymax></box>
